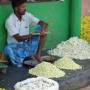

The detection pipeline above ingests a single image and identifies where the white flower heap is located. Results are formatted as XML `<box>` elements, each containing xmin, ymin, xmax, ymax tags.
<box><xmin>14</xmin><ymin>77</ymin><xmax>59</xmax><ymax>90</ymax></box>
<box><xmin>48</xmin><ymin>37</ymin><xmax>90</xmax><ymax>60</ymax></box>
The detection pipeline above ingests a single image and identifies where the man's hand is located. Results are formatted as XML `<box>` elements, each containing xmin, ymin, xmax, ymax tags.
<box><xmin>40</xmin><ymin>30</ymin><xmax>47</xmax><ymax>36</ymax></box>
<box><xmin>13</xmin><ymin>34</ymin><xmax>32</xmax><ymax>42</ymax></box>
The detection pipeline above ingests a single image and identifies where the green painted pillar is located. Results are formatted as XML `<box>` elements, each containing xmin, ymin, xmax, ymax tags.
<box><xmin>70</xmin><ymin>0</ymin><xmax>82</xmax><ymax>37</ymax></box>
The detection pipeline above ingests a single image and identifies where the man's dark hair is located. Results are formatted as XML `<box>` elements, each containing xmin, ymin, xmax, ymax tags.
<box><xmin>10</xmin><ymin>0</ymin><xmax>27</xmax><ymax>9</ymax></box>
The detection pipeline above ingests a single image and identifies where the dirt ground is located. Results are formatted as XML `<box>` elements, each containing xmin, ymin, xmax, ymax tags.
<box><xmin>79</xmin><ymin>85</ymin><xmax>90</xmax><ymax>90</ymax></box>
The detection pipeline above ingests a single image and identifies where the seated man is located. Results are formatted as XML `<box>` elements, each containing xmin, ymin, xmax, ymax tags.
<box><xmin>4</xmin><ymin>0</ymin><xmax>48</xmax><ymax>67</ymax></box>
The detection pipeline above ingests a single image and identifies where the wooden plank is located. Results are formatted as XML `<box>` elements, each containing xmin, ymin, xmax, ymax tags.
<box><xmin>30</xmin><ymin>32</ymin><xmax>50</xmax><ymax>36</ymax></box>
<box><xmin>0</xmin><ymin>53</ymin><xmax>8</xmax><ymax>63</ymax></box>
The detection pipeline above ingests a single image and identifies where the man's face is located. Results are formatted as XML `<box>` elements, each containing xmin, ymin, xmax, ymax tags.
<box><xmin>0</xmin><ymin>0</ymin><xmax>9</xmax><ymax>4</ymax></box>
<box><xmin>15</xmin><ymin>3</ymin><xmax>26</xmax><ymax>15</ymax></box>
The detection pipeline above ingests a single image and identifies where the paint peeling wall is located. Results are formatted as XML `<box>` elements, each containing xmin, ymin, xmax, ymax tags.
<box><xmin>82</xmin><ymin>0</ymin><xmax>90</xmax><ymax>16</ymax></box>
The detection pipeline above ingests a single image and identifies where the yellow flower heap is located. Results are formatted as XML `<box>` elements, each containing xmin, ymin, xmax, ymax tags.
<box><xmin>54</xmin><ymin>57</ymin><xmax>82</xmax><ymax>70</ymax></box>
<box><xmin>0</xmin><ymin>88</ymin><xmax>5</xmax><ymax>90</ymax></box>
<box><xmin>29</xmin><ymin>62</ymin><xmax>65</xmax><ymax>78</ymax></box>
<box><xmin>81</xmin><ymin>16</ymin><xmax>90</xmax><ymax>43</ymax></box>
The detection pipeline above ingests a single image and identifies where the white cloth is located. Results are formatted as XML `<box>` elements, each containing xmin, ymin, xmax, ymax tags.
<box><xmin>5</xmin><ymin>12</ymin><xmax>40</xmax><ymax>44</ymax></box>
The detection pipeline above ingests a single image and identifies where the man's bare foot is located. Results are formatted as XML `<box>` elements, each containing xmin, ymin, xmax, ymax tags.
<box><xmin>34</xmin><ymin>55</ymin><xmax>41</xmax><ymax>62</ymax></box>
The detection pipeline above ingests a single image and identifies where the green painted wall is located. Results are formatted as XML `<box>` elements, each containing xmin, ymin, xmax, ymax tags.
<box><xmin>70</xmin><ymin>0</ymin><xmax>81</xmax><ymax>37</ymax></box>
<box><xmin>0</xmin><ymin>5</ymin><xmax>12</xmax><ymax>52</ymax></box>
<box><xmin>0</xmin><ymin>1</ymin><xmax>70</xmax><ymax>52</ymax></box>
<box><xmin>27</xmin><ymin>1</ymin><xmax>70</xmax><ymax>49</ymax></box>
